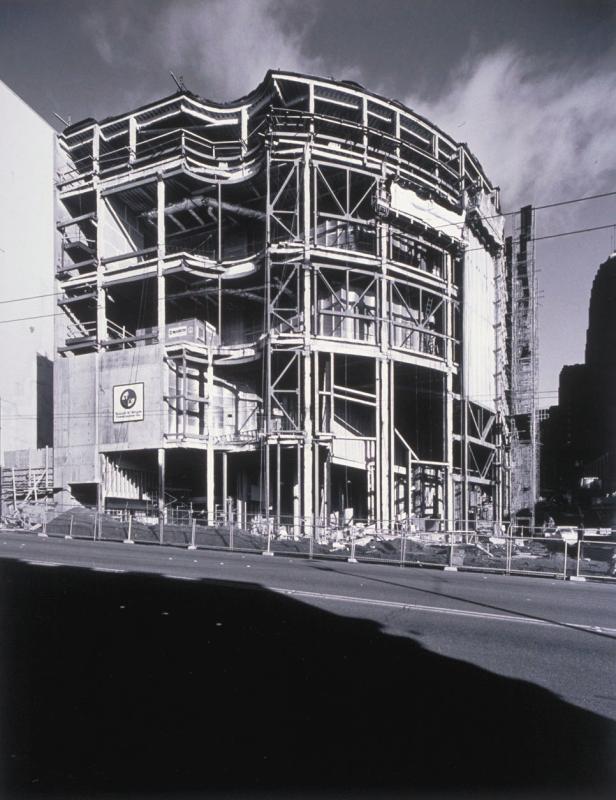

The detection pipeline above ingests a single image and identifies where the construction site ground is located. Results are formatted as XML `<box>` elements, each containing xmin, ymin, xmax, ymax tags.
<box><xmin>11</xmin><ymin>507</ymin><xmax>610</xmax><ymax>580</ymax></box>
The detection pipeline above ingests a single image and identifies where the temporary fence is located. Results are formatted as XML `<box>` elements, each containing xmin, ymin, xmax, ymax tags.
<box><xmin>3</xmin><ymin>502</ymin><xmax>616</xmax><ymax>582</ymax></box>
<box><xmin>577</xmin><ymin>536</ymin><xmax>616</xmax><ymax>581</ymax></box>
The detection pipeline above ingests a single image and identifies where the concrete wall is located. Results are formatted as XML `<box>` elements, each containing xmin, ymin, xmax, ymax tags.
<box><xmin>0</xmin><ymin>81</ymin><xmax>55</xmax><ymax>461</ymax></box>
<box><xmin>98</xmin><ymin>345</ymin><xmax>163</xmax><ymax>450</ymax></box>
<box><xmin>54</xmin><ymin>353</ymin><xmax>97</xmax><ymax>486</ymax></box>
<box><xmin>101</xmin><ymin>195</ymin><xmax>145</xmax><ymax>263</ymax></box>
<box><xmin>54</xmin><ymin>345</ymin><xmax>164</xmax><ymax>490</ymax></box>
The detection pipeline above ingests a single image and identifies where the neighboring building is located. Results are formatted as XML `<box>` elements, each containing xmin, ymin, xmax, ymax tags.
<box><xmin>54</xmin><ymin>71</ymin><xmax>510</xmax><ymax>531</ymax></box>
<box><xmin>0</xmin><ymin>81</ymin><xmax>56</xmax><ymax>506</ymax></box>
<box><xmin>540</xmin><ymin>252</ymin><xmax>616</xmax><ymax>525</ymax></box>
<box><xmin>506</xmin><ymin>206</ymin><xmax>539</xmax><ymax>528</ymax></box>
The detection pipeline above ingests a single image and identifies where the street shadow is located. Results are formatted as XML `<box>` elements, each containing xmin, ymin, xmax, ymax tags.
<box><xmin>0</xmin><ymin>559</ymin><xmax>614</xmax><ymax>800</ymax></box>
<box><xmin>310</xmin><ymin>561</ymin><xmax>616</xmax><ymax>641</ymax></box>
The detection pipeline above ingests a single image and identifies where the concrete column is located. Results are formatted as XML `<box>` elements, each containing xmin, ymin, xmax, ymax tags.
<box><xmin>95</xmin><ymin>192</ymin><xmax>108</xmax><ymax>342</ymax></box>
<box><xmin>379</xmin><ymin>357</ymin><xmax>391</xmax><ymax>529</ymax></box>
<box><xmin>93</xmin><ymin>146</ymin><xmax>104</xmax><ymax>500</ymax></box>
<box><xmin>217</xmin><ymin>183</ymin><xmax>222</xmax><ymax>263</ymax></box>
<box><xmin>378</xmin><ymin>184</ymin><xmax>390</xmax><ymax>529</ymax></box>
<box><xmin>264</xmin><ymin>440</ymin><xmax>270</xmax><ymax>521</ymax></box>
<box><xmin>307</xmin><ymin>82</ymin><xmax>315</xmax><ymax>136</ymax></box>
<box><xmin>157</xmin><ymin>177</ymin><xmax>168</xmax><ymax>452</ymax></box>
<box><xmin>240</xmin><ymin>107</ymin><xmax>248</xmax><ymax>157</ymax></box>
<box><xmin>367</xmin><ymin>460</ymin><xmax>376</xmax><ymax>521</ymax></box>
<box><xmin>96</xmin><ymin>288</ymin><xmax>107</xmax><ymax>343</ymax></box>
<box><xmin>377</xmin><ymin>277</ymin><xmax>391</xmax><ymax>527</ymax></box>
<box><xmin>275</xmin><ymin>440</ymin><xmax>281</xmax><ymax>529</ymax></box>
<box><xmin>92</xmin><ymin>124</ymin><xmax>100</xmax><ymax>176</ymax></box>
<box><xmin>444</xmin><ymin>371</ymin><xmax>455</xmax><ymax>527</ymax></box>
<box><xmin>158</xmin><ymin>447</ymin><xmax>165</xmax><ymax>543</ymax></box>
<box><xmin>206</xmin><ymin>353</ymin><xmax>215</xmax><ymax>524</ymax></box>
<box><xmin>293</xmin><ymin>442</ymin><xmax>301</xmax><ymax>537</ymax></box>
<box><xmin>407</xmin><ymin>450</ymin><xmax>413</xmax><ymax>522</ymax></box>
<box><xmin>302</xmin><ymin>144</ymin><xmax>313</xmax><ymax>533</ymax></box>
<box><xmin>460</xmin><ymin>243</ymin><xmax>470</xmax><ymax>530</ymax></box>
<box><xmin>302</xmin><ymin>348</ymin><xmax>313</xmax><ymax>531</ymax></box>
<box><xmin>444</xmin><ymin>252</ymin><xmax>455</xmax><ymax>527</ymax></box>
<box><xmin>98</xmin><ymin>454</ymin><xmax>105</xmax><ymax>514</ymax></box>
<box><xmin>222</xmin><ymin>450</ymin><xmax>228</xmax><ymax>523</ymax></box>
<box><xmin>157</xmin><ymin>176</ymin><xmax>166</xmax><ymax>338</ymax></box>
<box><xmin>389</xmin><ymin>358</ymin><xmax>395</xmax><ymax>524</ymax></box>
<box><xmin>313</xmin><ymin>351</ymin><xmax>320</xmax><ymax>525</ymax></box>
<box><xmin>361</xmin><ymin>96</ymin><xmax>368</xmax><ymax>160</ymax></box>
<box><xmin>493</xmin><ymin>251</ymin><xmax>505</xmax><ymax>532</ymax></box>
<box><xmin>462</xmin><ymin>397</ymin><xmax>469</xmax><ymax>530</ymax></box>
<box><xmin>329</xmin><ymin>354</ymin><xmax>335</xmax><ymax>433</ymax></box>
<box><xmin>129</xmin><ymin>117</ymin><xmax>137</xmax><ymax>164</ymax></box>
<box><xmin>324</xmin><ymin>451</ymin><xmax>331</xmax><ymax>524</ymax></box>
<box><xmin>394</xmin><ymin>111</ymin><xmax>401</xmax><ymax>171</ymax></box>
<box><xmin>375</xmin><ymin>359</ymin><xmax>381</xmax><ymax>524</ymax></box>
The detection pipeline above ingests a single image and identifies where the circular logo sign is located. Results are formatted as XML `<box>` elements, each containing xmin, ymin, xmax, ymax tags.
<box><xmin>120</xmin><ymin>388</ymin><xmax>137</xmax><ymax>410</ymax></box>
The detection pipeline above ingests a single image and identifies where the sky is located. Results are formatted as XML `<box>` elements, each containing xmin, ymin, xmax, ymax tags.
<box><xmin>1</xmin><ymin>0</ymin><xmax>615</xmax><ymax>405</ymax></box>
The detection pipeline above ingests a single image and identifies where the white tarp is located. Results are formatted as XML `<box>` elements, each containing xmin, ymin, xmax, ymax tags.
<box><xmin>463</xmin><ymin>232</ymin><xmax>496</xmax><ymax>412</ymax></box>
<box><xmin>389</xmin><ymin>183</ymin><xmax>465</xmax><ymax>241</ymax></box>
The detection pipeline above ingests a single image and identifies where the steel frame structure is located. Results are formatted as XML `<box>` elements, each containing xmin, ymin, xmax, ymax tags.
<box><xmin>55</xmin><ymin>71</ymin><xmax>509</xmax><ymax>533</ymax></box>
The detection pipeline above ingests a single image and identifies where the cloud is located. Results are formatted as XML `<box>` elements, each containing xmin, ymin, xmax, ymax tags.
<box><xmin>157</xmin><ymin>0</ymin><xmax>330</xmax><ymax>100</ymax></box>
<box><xmin>81</xmin><ymin>0</ymin><xmax>352</xmax><ymax>107</ymax></box>
<box><xmin>405</xmin><ymin>48</ymin><xmax>616</xmax><ymax>210</ymax></box>
<box><xmin>82</xmin><ymin>1</ymin><xmax>133</xmax><ymax>67</ymax></box>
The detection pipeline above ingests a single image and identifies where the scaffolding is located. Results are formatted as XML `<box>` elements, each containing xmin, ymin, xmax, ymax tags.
<box><xmin>0</xmin><ymin>447</ymin><xmax>54</xmax><ymax>523</ymax></box>
<box><xmin>508</xmin><ymin>205</ymin><xmax>538</xmax><ymax>529</ymax></box>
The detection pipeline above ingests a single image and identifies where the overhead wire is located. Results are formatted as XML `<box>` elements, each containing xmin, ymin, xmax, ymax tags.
<box><xmin>1</xmin><ymin>187</ymin><xmax>615</xmax><ymax>310</ymax></box>
<box><xmin>428</xmin><ymin>189</ymin><xmax>616</xmax><ymax>235</ymax></box>
<box><xmin>1</xmin><ymin>212</ymin><xmax>615</xmax><ymax>327</ymax></box>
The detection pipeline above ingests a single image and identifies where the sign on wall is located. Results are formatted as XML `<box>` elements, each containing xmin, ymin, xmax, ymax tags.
<box><xmin>113</xmin><ymin>382</ymin><xmax>144</xmax><ymax>423</ymax></box>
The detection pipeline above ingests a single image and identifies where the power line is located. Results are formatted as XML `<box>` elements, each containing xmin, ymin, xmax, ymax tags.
<box><xmin>0</xmin><ymin>290</ymin><xmax>59</xmax><ymax>305</ymax></box>
<box><xmin>462</xmin><ymin>221</ymin><xmax>616</xmax><ymax>255</ymax></box>
<box><xmin>429</xmin><ymin>189</ymin><xmax>616</xmax><ymax>234</ymax></box>
<box><xmin>534</xmin><ymin>191</ymin><xmax>616</xmax><ymax>213</ymax></box>
<box><xmin>0</xmin><ymin>187</ymin><xmax>614</xmax><ymax>310</ymax></box>
<box><xmin>533</xmin><ymin>223</ymin><xmax>616</xmax><ymax>243</ymax></box>
<box><xmin>0</xmin><ymin>191</ymin><xmax>616</xmax><ymax>314</ymax></box>
<box><xmin>0</xmin><ymin>208</ymin><xmax>612</xmax><ymax>328</ymax></box>
<box><xmin>0</xmin><ymin>311</ymin><xmax>63</xmax><ymax>325</ymax></box>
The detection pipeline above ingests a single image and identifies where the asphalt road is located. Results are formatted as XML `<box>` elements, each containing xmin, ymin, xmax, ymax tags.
<box><xmin>1</xmin><ymin>530</ymin><xmax>615</xmax><ymax>799</ymax></box>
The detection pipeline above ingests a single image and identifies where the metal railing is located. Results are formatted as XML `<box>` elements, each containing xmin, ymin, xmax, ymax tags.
<box><xmin>58</xmin><ymin>125</ymin><xmax>266</xmax><ymax>191</ymax></box>
<box><xmin>3</xmin><ymin>504</ymin><xmax>615</xmax><ymax>583</ymax></box>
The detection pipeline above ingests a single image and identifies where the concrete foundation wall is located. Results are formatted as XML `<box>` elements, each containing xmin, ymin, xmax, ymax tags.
<box><xmin>54</xmin><ymin>345</ymin><xmax>164</xmax><ymax>489</ymax></box>
<box><xmin>98</xmin><ymin>345</ymin><xmax>163</xmax><ymax>451</ymax></box>
<box><xmin>54</xmin><ymin>354</ymin><xmax>97</xmax><ymax>486</ymax></box>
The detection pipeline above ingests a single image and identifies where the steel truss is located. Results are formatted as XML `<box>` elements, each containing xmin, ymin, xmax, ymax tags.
<box><xmin>55</xmin><ymin>71</ymin><xmax>509</xmax><ymax>534</ymax></box>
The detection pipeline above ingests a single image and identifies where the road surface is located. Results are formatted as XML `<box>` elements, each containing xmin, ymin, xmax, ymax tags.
<box><xmin>1</xmin><ymin>530</ymin><xmax>615</xmax><ymax>799</ymax></box>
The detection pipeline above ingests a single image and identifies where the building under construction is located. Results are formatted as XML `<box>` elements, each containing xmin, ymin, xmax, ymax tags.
<box><xmin>54</xmin><ymin>71</ymin><xmax>511</xmax><ymax>533</ymax></box>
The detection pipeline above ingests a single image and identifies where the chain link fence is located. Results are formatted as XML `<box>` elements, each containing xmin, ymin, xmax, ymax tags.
<box><xmin>3</xmin><ymin>501</ymin><xmax>615</xmax><ymax>582</ymax></box>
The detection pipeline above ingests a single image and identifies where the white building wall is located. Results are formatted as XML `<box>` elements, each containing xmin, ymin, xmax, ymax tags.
<box><xmin>463</xmin><ymin>231</ymin><xmax>497</xmax><ymax>411</ymax></box>
<box><xmin>0</xmin><ymin>81</ymin><xmax>56</xmax><ymax>460</ymax></box>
